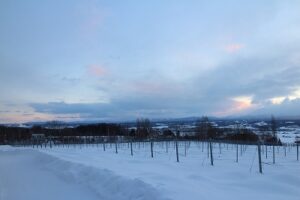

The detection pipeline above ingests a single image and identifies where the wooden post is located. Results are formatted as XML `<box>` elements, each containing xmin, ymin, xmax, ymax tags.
<box><xmin>115</xmin><ymin>141</ymin><xmax>118</xmax><ymax>154</ymax></box>
<box><xmin>236</xmin><ymin>143</ymin><xmax>239</xmax><ymax>163</ymax></box>
<box><xmin>151</xmin><ymin>141</ymin><xmax>154</xmax><ymax>158</ymax></box>
<box><xmin>258</xmin><ymin>142</ymin><xmax>263</xmax><ymax>174</ymax></box>
<box><xmin>184</xmin><ymin>141</ymin><xmax>187</xmax><ymax>157</ymax></box>
<box><xmin>272</xmin><ymin>145</ymin><xmax>275</xmax><ymax>164</ymax></box>
<box><xmin>284</xmin><ymin>145</ymin><xmax>286</xmax><ymax>157</ymax></box>
<box><xmin>297</xmin><ymin>143</ymin><xmax>299</xmax><ymax>161</ymax></box>
<box><xmin>210</xmin><ymin>141</ymin><xmax>214</xmax><ymax>166</ymax></box>
<box><xmin>130</xmin><ymin>141</ymin><xmax>133</xmax><ymax>156</ymax></box>
<box><xmin>175</xmin><ymin>139</ymin><xmax>179</xmax><ymax>162</ymax></box>
<box><xmin>50</xmin><ymin>136</ymin><xmax>52</xmax><ymax>149</ymax></box>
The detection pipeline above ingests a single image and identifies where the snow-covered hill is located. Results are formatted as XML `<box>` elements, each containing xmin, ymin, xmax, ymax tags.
<box><xmin>1</xmin><ymin>143</ymin><xmax>299</xmax><ymax>200</ymax></box>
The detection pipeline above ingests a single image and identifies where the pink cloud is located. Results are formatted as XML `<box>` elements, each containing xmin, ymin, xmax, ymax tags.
<box><xmin>224</xmin><ymin>43</ymin><xmax>244</xmax><ymax>53</ymax></box>
<box><xmin>213</xmin><ymin>97</ymin><xmax>255</xmax><ymax>117</ymax></box>
<box><xmin>0</xmin><ymin>113</ymin><xmax>55</xmax><ymax>124</ymax></box>
<box><xmin>86</xmin><ymin>64</ymin><xmax>108</xmax><ymax>77</ymax></box>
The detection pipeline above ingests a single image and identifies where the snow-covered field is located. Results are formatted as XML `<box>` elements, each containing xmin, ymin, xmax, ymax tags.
<box><xmin>1</xmin><ymin>142</ymin><xmax>299</xmax><ymax>200</ymax></box>
<box><xmin>278</xmin><ymin>126</ymin><xmax>300</xmax><ymax>143</ymax></box>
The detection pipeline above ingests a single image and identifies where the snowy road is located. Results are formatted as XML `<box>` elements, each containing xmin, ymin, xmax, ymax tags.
<box><xmin>0</xmin><ymin>148</ymin><xmax>166</xmax><ymax>200</ymax></box>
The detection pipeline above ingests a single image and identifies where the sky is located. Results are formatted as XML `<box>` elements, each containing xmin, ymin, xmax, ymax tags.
<box><xmin>1</xmin><ymin>0</ymin><xmax>300</xmax><ymax>123</ymax></box>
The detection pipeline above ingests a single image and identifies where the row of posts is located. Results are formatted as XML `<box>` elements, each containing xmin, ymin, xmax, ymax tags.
<box><xmin>25</xmin><ymin>137</ymin><xmax>299</xmax><ymax>174</ymax></box>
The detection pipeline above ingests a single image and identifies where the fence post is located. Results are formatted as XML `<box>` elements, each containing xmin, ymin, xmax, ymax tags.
<box><xmin>151</xmin><ymin>141</ymin><xmax>154</xmax><ymax>158</ymax></box>
<box><xmin>210</xmin><ymin>141</ymin><xmax>214</xmax><ymax>166</ymax></box>
<box><xmin>50</xmin><ymin>136</ymin><xmax>52</xmax><ymax>148</ymax></box>
<box><xmin>115</xmin><ymin>141</ymin><xmax>118</xmax><ymax>154</ymax></box>
<box><xmin>284</xmin><ymin>145</ymin><xmax>286</xmax><ymax>157</ymax></box>
<box><xmin>258</xmin><ymin>142</ymin><xmax>263</xmax><ymax>174</ymax></box>
<box><xmin>236</xmin><ymin>143</ymin><xmax>238</xmax><ymax>163</ymax></box>
<box><xmin>184</xmin><ymin>141</ymin><xmax>187</xmax><ymax>157</ymax></box>
<box><xmin>272</xmin><ymin>145</ymin><xmax>275</xmax><ymax>164</ymax></box>
<box><xmin>175</xmin><ymin>139</ymin><xmax>179</xmax><ymax>162</ymax></box>
<box><xmin>297</xmin><ymin>143</ymin><xmax>299</xmax><ymax>161</ymax></box>
<box><xmin>130</xmin><ymin>141</ymin><xmax>133</xmax><ymax>156</ymax></box>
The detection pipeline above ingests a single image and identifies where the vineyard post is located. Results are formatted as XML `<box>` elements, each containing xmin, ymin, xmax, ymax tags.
<box><xmin>130</xmin><ymin>141</ymin><xmax>133</xmax><ymax>156</ymax></box>
<box><xmin>151</xmin><ymin>141</ymin><xmax>154</xmax><ymax>158</ymax></box>
<box><xmin>175</xmin><ymin>139</ymin><xmax>179</xmax><ymax>162</ymax></box>
<box><xmin>209</xmin><ymin>140</ymin><xmax>214</xmax><ymax>166</ymax></box>
<box><xmin>297</xmin><ymin>143</ymin><xmax>299</xmax><ymax>161</ymax></box>
<box><xmin>236</xmin><ymin>143</ymin><xmax>238</xmax><ymax>163</ymax></box>
<box><xmin>115</xmin><ymin>139</ymin><xmax>118</xmax><ymax>154</ymax></box>
<box><xmin>272</xmin><ymin>145</ymin><xmax>275</xmax><ymax>164</ymax></box>
<box><xmin>258</xmin><ymin>142</ymin><xmax>263</xmax><ymax>174</ymax></box>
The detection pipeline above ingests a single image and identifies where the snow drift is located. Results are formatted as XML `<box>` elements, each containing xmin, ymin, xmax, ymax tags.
<box><xmin>0</xmin><ymin>148</ymin><xmax>168</xmax><ymax>200</ymax></box>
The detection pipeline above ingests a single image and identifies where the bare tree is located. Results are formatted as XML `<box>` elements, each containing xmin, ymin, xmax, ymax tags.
<box><xmin>136</xmin><ymin>118</ymin><xmax>152</xmax><ymax>139</ymax></box>
<box><xmin>270</xmin><ymin>115</ymin><xmax>277</xmax><ymax>138</ymax></box>
<box><xmin>195</xmin><ymin>116</ymin><xmax>214</xmax><ymax>140</ymax></box>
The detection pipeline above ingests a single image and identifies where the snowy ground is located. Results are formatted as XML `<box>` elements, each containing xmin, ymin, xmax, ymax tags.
<box><xmin>1</xmin><ymin>142</ymin><xmax>299</xmax><ymax>200</ymax></box>
<box><xmin>277</xmin><ymin>127</ymin><xmax>300</xmax><ymax>143</ymax></box>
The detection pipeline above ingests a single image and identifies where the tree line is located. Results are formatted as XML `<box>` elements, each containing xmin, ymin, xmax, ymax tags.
<box><xmin>0</xmin><ymin>116</ymin><xmax>282</xmax><ymax>145</ymax></box>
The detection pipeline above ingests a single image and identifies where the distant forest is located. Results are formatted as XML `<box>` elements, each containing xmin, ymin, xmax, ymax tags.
<box><xmin>0</xmin><ymin>117</ymin><xmax>284</xmax><ymax>145</ymax></box>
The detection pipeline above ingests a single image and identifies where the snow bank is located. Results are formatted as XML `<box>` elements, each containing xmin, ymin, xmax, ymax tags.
<box><xmin>0</xmin><ymin>147</ymin><xmax>168</xmax><ymax>200</ymax></box>
<box><xmin>37</xmin><ymin>152</ymin><xmax>167</xmax><ymax>200</ymax></box>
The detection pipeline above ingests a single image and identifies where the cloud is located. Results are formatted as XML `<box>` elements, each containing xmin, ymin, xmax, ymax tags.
<box><xmin>86</xmin><ymin>64</ymin><xmax>108</xmax><ymax>77</ymax></box>
<box><xmin>214</xmin><ymin>96</ymin><xmax>256</xmax><ymax>116</ymax></box>
<box><xmin>2</xmin><ymin>0</ymin><xmax>300</xmax><ymax>122</ymax></box>
<box><xmin>224</xmin><ymin>43</ymin><xmax>244</xmax><ymax>53</ymax></box>
<box><xmin>270</xmin><ymin>97</ymin><xmax>285</xmax><ymax>105</ymax></box>
<box><xmin>29</xmin><ymin>96</ymin><xmax>201</xmax><ymax>120</ymax></box>
<box><xmin>17</xmin><ymin>44</ymin><xmax>300</xmax><ymax>121</ymax></box>
<box><xmin>0</xmin><ymin>112</ymin><xmax>55</xmax><ymax>124</ymax></box>
<box><xmin>252</xmin><ymin>98</ymin><xmax>300</xmax><ymax>116</ymax></box>
<box><xmin>30</xmin><ymin>102</ymin><xmax>110</xmax><ymax>115</ymax></box>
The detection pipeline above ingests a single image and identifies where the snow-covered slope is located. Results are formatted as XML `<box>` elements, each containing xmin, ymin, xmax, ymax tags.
<box><xmin>1</xmin><ymin>142</ymin><xmax>299</xmax><ymax>200</ymax></box>
<box><xmin>0</xmin><ymin>147</ymin><xmax>167</xmax><ymax>200</ymax></box>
